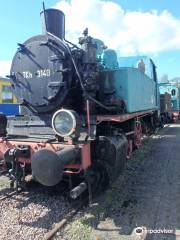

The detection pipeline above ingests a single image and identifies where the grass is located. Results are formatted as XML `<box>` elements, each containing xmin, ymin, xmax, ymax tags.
<box><xmin>68</xmin><ymin>218</ymin><xmax>92</xmax><ymax>240</ymax></box>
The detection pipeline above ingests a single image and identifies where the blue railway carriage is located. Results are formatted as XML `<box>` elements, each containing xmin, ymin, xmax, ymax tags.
<box><xmin>0</xmin><ymin>77</ymin><xmax>19</xmax><ymax>115</ymax></box>
<box><xmin>159</xmin><ymin>83</ymin><xmax>180</xmax><ymax>121</ymax></box>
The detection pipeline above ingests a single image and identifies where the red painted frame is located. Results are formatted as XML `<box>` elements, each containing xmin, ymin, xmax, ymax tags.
<box><xmin>0</xmin><ymin>139</ymin><xmax>91</xmax><ymax>171</ymax></box>
<box><xmin>172</xmin><ymin>111</ymin><xmax>179</xmax><ymax>122</ymax></box>
<box><xmin>97</xmin><ymin>109</ymin><xmax>156</xmax><ymax>123</ymax></box>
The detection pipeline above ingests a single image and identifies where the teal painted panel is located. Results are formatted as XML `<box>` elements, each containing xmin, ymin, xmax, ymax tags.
<box><xmin>101</xmin><ymin>49</ymin><xmax>119</xmax><ymax>70</ymax></box>
<box><xmin>113</xmin><ymin>68</ymin><xmax>157</xmax><ymax>112</ymax></box>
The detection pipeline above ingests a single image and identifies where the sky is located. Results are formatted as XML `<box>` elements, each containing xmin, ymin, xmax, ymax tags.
<box><xmin>0</xmin><ymin>0</ymin><xmax>180</xmax><ymax>80</ymax></box>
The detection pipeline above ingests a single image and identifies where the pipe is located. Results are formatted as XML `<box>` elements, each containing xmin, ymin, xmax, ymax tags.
<box><xmin>70</xmin><ymin>182</ymin><xmax>87</xmax><ymax>199</ymax></box>
<box><xmin>86</xmin><ymin>100</ymin><xmax>91</xmax><ymax>135</ymax></box>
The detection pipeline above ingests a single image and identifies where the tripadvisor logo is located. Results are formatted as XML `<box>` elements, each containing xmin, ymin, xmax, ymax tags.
<box><xmin>134</xmin><ymin>227</ymin><xmax>174</xmax><ymax>235</ymax></box>
<box><xmin>135</xmin><ymin>227</ymin><xmax>145</xmax><ymax>235</ymax></box>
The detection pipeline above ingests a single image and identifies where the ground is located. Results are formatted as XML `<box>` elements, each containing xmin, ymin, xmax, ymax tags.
<box><xmin>58</xmin><ymin>124</ymin><xmax>180</xmax><ymax>240</ymax></box>
<box><xmin>1</xmin><ymin>124</ymin><xmax>180</xmax><ymax>240</ymax></box>
<box><xmin>0</xmin><ymin>175</ymin><xmax>10</xmax><ymax>190</ymax></box>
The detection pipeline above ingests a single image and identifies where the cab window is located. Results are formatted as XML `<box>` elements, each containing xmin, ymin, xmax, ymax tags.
<box><xmin>171</xmin><ymin>89</ymin><xmax>176</xmax><ymax>96</ymax></box>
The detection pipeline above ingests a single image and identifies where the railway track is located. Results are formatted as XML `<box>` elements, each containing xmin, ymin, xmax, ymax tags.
<box><xmin>0</xmin><ymin>188</ymin><xmax>25</xmax><ymax>202</ymax></box>
<box><xmin>0</xmin><ymin>190</ymin><xmax>17</xmax><ymax>201</ymax></box>
<box><xmin>43</xmin><ymin>204</ymin><xmax>82</xmax><ymax>240</ymax></box>
<box><xmin>43</xmin><ymin>187</ymin><xmax>89</xmax><ymax>240</ymax></box>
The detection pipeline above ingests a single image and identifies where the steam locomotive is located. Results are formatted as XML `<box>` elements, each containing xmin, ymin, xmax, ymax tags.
<box><xmin>0</xmin><ymin>8</ymin><xmax>160</xmax><ymax>198</ymax></box>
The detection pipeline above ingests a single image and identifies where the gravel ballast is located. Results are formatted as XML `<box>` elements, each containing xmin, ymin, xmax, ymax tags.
<box><xmin>0</xmin><ymin>181</ymin><xmax>71</xmax><ymax>240</ymax></box>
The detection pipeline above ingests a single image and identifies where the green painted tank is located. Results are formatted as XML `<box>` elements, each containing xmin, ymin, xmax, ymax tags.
<box><xmin>99</xmin><ymin>56</ymin><xmax>158</xmax><ymax>113</ymax></box>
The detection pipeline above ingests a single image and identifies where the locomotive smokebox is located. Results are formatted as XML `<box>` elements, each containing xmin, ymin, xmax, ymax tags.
<box><xmin>40</xmin><ymin>8</ymin><xmax>65</xmax><ymax>39</ymax></box>
<box><xmin>32</xmin><ymin>148</ymin><xmax>80</xmax><ymax>186</ymax></box>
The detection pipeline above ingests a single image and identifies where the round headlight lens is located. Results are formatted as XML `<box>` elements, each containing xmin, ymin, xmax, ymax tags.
<box><xmin>52</xmin><ymin>109</ymin><xmax>77</xmax><ymax>137</ymax></box>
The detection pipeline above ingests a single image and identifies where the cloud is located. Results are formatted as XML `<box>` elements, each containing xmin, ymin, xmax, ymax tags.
<box><xmin>54</xmin><ymin>0</ymin><xmax>180</xmax><ymax>55</ymax></box>
<box><xmin>0</xmin><ymin>60</ymin><xmax>11</xmax><ymax>78</ymax></box>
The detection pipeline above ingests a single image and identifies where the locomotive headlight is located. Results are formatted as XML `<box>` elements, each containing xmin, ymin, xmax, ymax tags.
<box><xmin>52</xmin><ymin>109</ymin><xmax>80</xmax><ymax>138</ymax></box>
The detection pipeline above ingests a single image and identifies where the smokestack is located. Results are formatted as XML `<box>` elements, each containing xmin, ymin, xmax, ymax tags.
<box><xmin>40</xmin><ymin>8</ymin><xmax>65</xmax><ymax>40</ymax></box>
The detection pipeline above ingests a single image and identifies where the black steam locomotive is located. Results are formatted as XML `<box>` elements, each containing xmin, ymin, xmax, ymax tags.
<box><xmin>0</xmin><ymin>8</ymin><xmax>159</xmax><ymax>198</ymax></box>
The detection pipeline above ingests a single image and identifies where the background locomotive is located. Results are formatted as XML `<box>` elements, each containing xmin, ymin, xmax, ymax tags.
<box><xmin>0</xmin><ymin>77</ymin><xmax>19</xmax><ymax>116</ymax></box>
<box><xmin>159</xmin><ymin>82</ymin><xmax>180</xmax><ymax>122</ymax></box>
<box><xmin>0</xmin><ymin>8</ymin><xmax>160</xmax><ymax>197</ymax></box>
